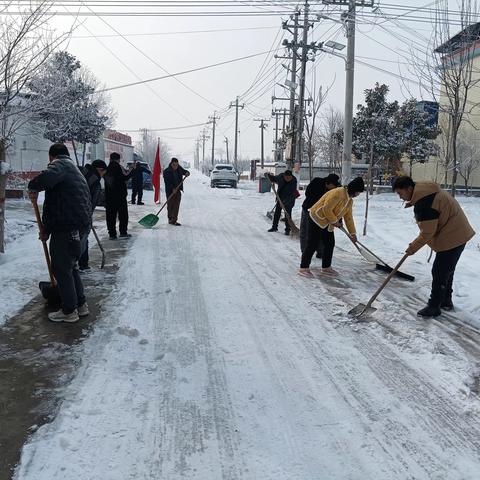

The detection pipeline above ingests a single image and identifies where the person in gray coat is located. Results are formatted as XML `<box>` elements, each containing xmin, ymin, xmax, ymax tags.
<box><xmin>28</xmin><ymin>143</ymin><xmax>92</xmax><ymax>323</ymax></box>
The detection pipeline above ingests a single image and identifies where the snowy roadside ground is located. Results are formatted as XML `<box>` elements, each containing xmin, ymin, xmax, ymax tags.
<box><xmin>14</xmin><ymin>172</ymin><xmax>480</xmax><ymax>480</ymax></box>
<box><xmin>0</xmin><ymin>198</ymin><xmax>45</xmax><ymax>326</ymax></box>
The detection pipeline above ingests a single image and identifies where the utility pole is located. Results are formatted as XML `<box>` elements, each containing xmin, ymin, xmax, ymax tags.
<box><xmin>272</xmin><ymin>108</ymin><xmax>289</xmax><ymax>162</ymax></box>
<box><xmin>201</xmin><ymin>130</ymin><xmax>210</xmax><ymax>171</ymax></box>
<box><xmin>323</xmin><ymin>0</ymin><xmax>374</xmax><ymax>183</ymax></box>
<box><xmin>295</xmin><ymin>1</ymin><xmax>310</xmax><ymax>168</ymax></box>
<box><xmin>209</xmin><ymin>112</ymin><xmax>220</xmax><ymax>167</ymax></box>
<box><xmin>229</xmin><ymin>96</ymin><xmax>244</xmax><ymax>171</ymax></box>
<box><xmin>224</xmin><ymin>137</ymin><xmax>230</xmax><ymax>163</ymax></box>
<box><xmin>255</xmin><ymin>119</ymin><xmax>269</xmax><ymax>168</ymax></box>
<box><xmin>286</xmin><ymin>11</ymin><xmax>299</xmax><ymax>169</ymax></box>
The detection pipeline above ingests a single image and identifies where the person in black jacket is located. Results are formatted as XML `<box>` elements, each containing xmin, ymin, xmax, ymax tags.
<box><xmin>104</xmin><ymin>152</ymin><xmax>133</xmax><ymax>239</ymax></box>
<box><xmin>28</xmin><ymin>143</ymin><xmax>92</xmax><ymax>323</ymax></box>
<box><xmin>131</xmin><ymin>161</ymin><xmax>151</xmax><ymax>205</ymax></box>
<box><xmin>300</xmin><ymin>174</ymin><xmax>340</xmax><ymax>254</ymax></box>
<box><xmin>266</xmin><ymin>170</ymin><xmax>298</xmax><ymax>235</ymax></box>
<box><xmin>79</xmin><ymin>159</ymin><xmax>107</xmax><ymax>270</ymax></box>
<box><xmin>163</xmin><ymin>157</ymin><xmax>190</xmax><ymax>226</ymax></box>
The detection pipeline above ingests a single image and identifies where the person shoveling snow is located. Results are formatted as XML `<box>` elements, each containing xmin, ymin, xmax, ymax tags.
<box><xmin>392</xmin><ymin>176</ymin><xmax>475</xmax><ymax>318</ymax></box>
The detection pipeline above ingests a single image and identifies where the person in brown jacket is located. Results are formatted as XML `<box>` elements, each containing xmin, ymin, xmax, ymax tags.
<box><xmin>393</xmin><ymin>176</ymin><xmax>475</xmax><ymax>317</ymax></box>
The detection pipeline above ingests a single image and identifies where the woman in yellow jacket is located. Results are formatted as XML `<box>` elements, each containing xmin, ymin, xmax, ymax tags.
<box><xmin>299</xmin><ymin>177</ymin><xmax>365</xmax><ymax>277</ymax></box>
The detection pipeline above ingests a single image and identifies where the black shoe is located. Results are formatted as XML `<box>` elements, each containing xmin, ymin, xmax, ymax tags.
<box><xmin>417</xmin><ymin>305</ymin><xmax>441</xmax><ymax>318</ymax></box>
<box><xmin>109</xmin><ymin>235</ymin><xmax>117</xmax><ymax>240</ymax></box>
<box><xmin>440</xmin><ymin>299</ymin><xmax>454</xmax><ymax>311</ymax></box>
<box><xmin>137</xmin><ymin>201</ymin><xmax>145</xmax><ymax>205</ymax></box>
<box><xmin>268</xmin><ymin>227</ymin><xmax>278</xmax><ymax>232</ymax></box>
<box><xmin>284</xmin><ymin>231</ymin><xmax>290</xmax><ymax>236</ymax></box>
<box><xmin>173</xmin><ymin>222</ymin><xmax>181</xmax><ymax>226</ymax></box>
<box><xmin>131</xmin><ymin>201</ymin><xmax>136</xmax><ymax>205</ymax></box>
<box><xmin>119</xmin><ymin>233</ymin><xmax>132</xmax><ymax>238</ymax></box>
<box><xmin>79</xmin><ymin>265</ymin><xmax>91</xmax><ymax>271</ymax></box>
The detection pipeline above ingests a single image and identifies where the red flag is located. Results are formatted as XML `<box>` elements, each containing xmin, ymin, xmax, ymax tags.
<box><xmin>152</xmin><ymin>141</ymin><xmax>161</xmax><ymax>203</ymax></box>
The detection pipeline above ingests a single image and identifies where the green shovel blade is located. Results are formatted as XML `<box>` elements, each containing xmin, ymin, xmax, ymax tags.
<box><xmin>138</xmin><ymin>213</ymin><xmax>159</xmax><ymax>228</ymax></box>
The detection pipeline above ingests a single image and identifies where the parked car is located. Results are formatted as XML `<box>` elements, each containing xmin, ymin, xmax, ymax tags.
<box><xmin>126</xmin><ymin>161</ymin><xmax>153</xmax><ymax>190</ymax></box>
<box><xmin>210</xmin><ymin>164</ymin><xmax>238</xmax><ymax>188</ymax></box>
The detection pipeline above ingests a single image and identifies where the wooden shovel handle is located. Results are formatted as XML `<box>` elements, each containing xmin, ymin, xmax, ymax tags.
<box><xmin>365</xmin><ymin>253</ymin><xmax>409</xmax><ymax>308</ymax></box>
<box><xmin>338</xmin><ymin>225</ymin><xmax>388</xmax><ymax>266</ymax></box>
<box><xmin>31</xmin><ymin>197</ymin><xmax>56</xmax><ymax>286</ymax></box>
<box><xmin>265</xmin><ymin>175</ymin><xmax>298</xmax><ymax>231</ymax></box>
<box><xmin>154</xmin><ymin>176</ymin><xmax>187</xmax><ymax>217</ymax></box>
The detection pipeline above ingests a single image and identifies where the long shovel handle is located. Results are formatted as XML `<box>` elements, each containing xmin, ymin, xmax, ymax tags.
<box><xmin>265</xmin><ymin>175</ymin><xmax>299</xmax><ymax>232</ymax></box>
<box><xmin>365</xmin><ymin>254</ymin><xmax>409</xmax><ymax>308</ymax></box>
<box><xmin>338</xmin><ymin>225</ymin><xmax>388</xmax><ymax>266</ymax></box>
<box><xmin>31</xmin><ymin>197</ymin><xmax>56</xmax><ymax>286</ymax></box>
<box><xmin>91</xmin><ymin>225</ymin><xmax>106</xmax><ymax>269</ymax></box>
<box><xmin>153</xmin><ymin>176</ymin><xmax>187</xmax><ymax>217</ymax></box>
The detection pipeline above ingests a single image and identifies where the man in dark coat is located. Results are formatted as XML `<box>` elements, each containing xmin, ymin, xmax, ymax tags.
<box><xmin>79</xmin><ymin>159</ymin><xmax>107</xmax><ymax>270</ymax></box>
<box><xmin>163</xmin><ymin>157</ymin><xmax>190</xmax><ymax>226</ymax></box>
<box><xmin>300</xmin><ymin>174</ymin><xmax>341</xmax><ymax>254</ymax></box>
<box><xmin>28</xmin><ymin>143</ymin><xmax>92</xmax><ymax>323</ymax></box>
<box><xmin>104</xmin><ymin>152</ymin><xmax>133</xmax><ymax>239</ymax></box>
<box><xmin>266</xmin><ymin>170</ymin><xmax>298</xmax><ymax>236</ymax></box>
<box><xmin>131</xmin><ymin>161</ymin><xmax>151</xmax><ymax>205</ymax></box>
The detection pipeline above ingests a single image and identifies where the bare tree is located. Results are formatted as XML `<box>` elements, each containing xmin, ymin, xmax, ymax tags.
<box><xmin>411</xmin><ymin>0</ymin><xmax>480</xmax><ymax>196</ymax></box>
<box><xmin>0</xmin><ymin>1</ymin><xmax>68</xmax><ymax>252</ymax></box>
<box><xmin>457</xmin><ymin>128</ymin><xmax>480</xmax><ymax>194</ymax></box>
<box><xmin>304</xmin><ymin>80</ymin><xmax>331</xmax><ymax>180</ymax></box>
<box><xmin>316</xmin><ymin>106</ymin><xmax>343</xmax><ymax>174</ymax></box>
<box><xmin>136</xmin><ymin>129</ymin><xmax>171</xmax><ymax>168</ymax></box>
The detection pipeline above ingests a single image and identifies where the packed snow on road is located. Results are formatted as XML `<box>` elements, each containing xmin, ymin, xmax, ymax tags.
<box><xmin>2</xmin><ymin>172</ymin><xmax>480</xmax><ymax>480</ymax></box>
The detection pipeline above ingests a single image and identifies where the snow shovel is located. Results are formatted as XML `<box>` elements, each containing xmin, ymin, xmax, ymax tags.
<box><xmin>138</xmin><ymin>177</ymin><xmax>186</xmax><ymax>229</ymax></box>
<box><xmin>338</xmin><ymin>226</ymin><xmax>415</xmax><ymax>282</ymax></box>
<box><xmin>91</xmin><ymin>225</ymin><xmax>106</xmax><ymax>269</ymax></box>
<box><xmin>349</xmin><ymin>253</ymin><xmax>409</xmax><ymax>319</ymax></box>
<box><xmin>265</xmin><ymin>176</ymin><xmax>300</xmax><ymax>236</ymax></box>
<box><xmin>31</xmin><ymin>197</ymin><xmax>61</xmax><ymax>305</ymax></box>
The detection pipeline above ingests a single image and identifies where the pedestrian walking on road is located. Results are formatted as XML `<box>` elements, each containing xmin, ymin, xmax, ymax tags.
<box><xmin>300</xmin><ymin>173</ymin><xmax>341</xmax><ymax>255</ymax></box>
<box><xmin>266</xmin><ymin>170</ymin><xmax>298</xmax><ymax>236</ymax></box>
<box><xmin>79</xmin><ymin>159</ymin><xmax>107</xmax><ymax>270</ymax></box>
<box><xmin>393</xmin><ymin>176</ymin><xmax>475</xmax><ymax>317</ymax></box>
<box><xmin>163</xmin><ymin>157</ymin><xmax>190</xmax><ymax>226</ymax></box>
<box><xmin>131</xmin><ymin>161</ymin><xmax>151</xmax><ymax>205</ymax></box>
<box><xmin>28</xmin><ymin>143</ymin><xmax>92</xmax><ymax>323</ymax></box>
<box><xmin>105</xmin><ymin>152</ymin><xmax>133</xmax><ymax>239</ymax></box>
<box><xmin>299</xmin><ymin>177</ymin><xmax>364</xmax><ymax>278</ymax></box>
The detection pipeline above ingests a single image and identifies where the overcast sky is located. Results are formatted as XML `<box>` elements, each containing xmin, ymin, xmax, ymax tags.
<box><xmin>50</xmin><ymin>0</ymin><xmax>467</xmax><ymax>164</ymax></box>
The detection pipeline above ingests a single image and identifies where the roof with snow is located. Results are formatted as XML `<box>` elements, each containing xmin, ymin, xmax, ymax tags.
<box><xmin>435</xmin><ymin>22</ymin><xmax>480</xmax><ymax>55</ymax></box>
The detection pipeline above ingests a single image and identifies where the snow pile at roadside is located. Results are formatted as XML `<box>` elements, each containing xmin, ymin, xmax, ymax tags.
<box><xmin>0</xmin><ymin>199</ymin><xmax>45</xmax><ymax>325</ymax></box>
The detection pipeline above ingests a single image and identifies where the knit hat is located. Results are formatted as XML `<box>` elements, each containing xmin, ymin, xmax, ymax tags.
<box><xmin>91</xmin><ymin>159</ymin><xmax>107</xmax><ymax>170</ymax></box>
<box><xmin>325</xmin><ymin>173</ymin><xmax>340</xmax><ymax>187</ymax></box>
<box><xmin>347</xmin><ymin>177</ymin><xmax>365</xmax><ymax>195</ymax></box>
<box><xmin>284</xmin><ymin>169</ymin><xmax>293</xmax><ymax>176</ymax></box>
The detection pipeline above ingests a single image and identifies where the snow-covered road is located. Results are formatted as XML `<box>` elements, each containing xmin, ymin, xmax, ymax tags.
<box><xmin>14</xmin><ymin>173</ymin><xmax>480</xmax><ymax>479</ymax></box>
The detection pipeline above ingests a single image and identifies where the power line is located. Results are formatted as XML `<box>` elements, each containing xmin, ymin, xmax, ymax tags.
<box><xmin>97</xmin><ymin>48</ymin><xmax>282</xmax><ymax>93</ymax></box>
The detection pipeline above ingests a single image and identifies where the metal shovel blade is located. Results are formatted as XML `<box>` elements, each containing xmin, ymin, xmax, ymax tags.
<box><xmin>138</xmin><ymin>213</ymin><xmax>159</xmax><ymax>228</ymax></box>
<box><xmin>348</xmin><ymin>303</ymin><xmax>377</xmax><ymax>318</ymax></box>
<box><xmin>39</xmin><ymin>281</ymin><xmax>61</xmax><ymax>306</ymax></box>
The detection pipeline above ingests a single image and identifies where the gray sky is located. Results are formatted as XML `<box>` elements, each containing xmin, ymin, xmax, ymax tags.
<box><xmin>53</xmin><ymin>0</ymin><xmax>466</xmax><ymax>164</ymax></box>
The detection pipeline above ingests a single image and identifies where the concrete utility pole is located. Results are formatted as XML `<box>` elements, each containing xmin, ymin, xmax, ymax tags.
<box><xmin>323</xmin><ymin>0</ymin><xmax>374</xmax><ymax>184</ymax></box>
<box><xmin>295</xmin><ymin>1</ymin><xmax>310</xmax><ymax>168</ymax></box>
<box><xmin>255</xmin><ymin>119</ymin><xmax>269</xmax><ymax>168</ymax></box>
<box><xmin>201</xmin><ymin>130</ymin><xmax>210</xmax><ymax>169</ymax></box>
<box><xmin>272</xmin><ymin>108</ymin><xmax>289</xmax><ymax>162</ymax></box>
<box><xmin>229</xmin><ymin>96</ymin><xmax>244</xmax><ymax>172</ymax></box>
<box><xmin>287</xmin><ymin>11</ymin><xmax>299</xmax><ymax>169</ymax></box>
<box><xmin>224</xmin><ymin>137</ymin><xmax>230</xmax><ymax>163</ymax></box>
<box><xmin>209</xmin><ymin>112</ymin><xmax>220</xmax><ymax>167</ymax></box>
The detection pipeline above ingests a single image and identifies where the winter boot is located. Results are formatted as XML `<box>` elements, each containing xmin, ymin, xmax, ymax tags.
<box><xmin>119</xmin><ymin>233</ymin><xmax>132</xmax><ymax>238</ymax></box>
<box><xmin>284</xmin><ymin>230</ymin><xmax>290</xmax><ymax>236</ymax></box>
<box><xmin>48</xmin><ymin>310</ymin><xmax>80</xmax><ymax>323</ymax></box>
<box><xmin>78</xmin><ymin>303</ymin><xmax>90</xmax><ymax>317</ymax></box>
<box><xmin>417</xmin><ymin>305</ymin><xmax>441</xmax><ymax>318</ymax></box>
<box><xmin>268</xmin><ymin>227</ymin><xmax>278</xmax><ymax>232</ymax></box>
<box><xmin>137</xmin><ymin>201</ymin><xmax>145</xmax><ymax>205</ymax></box>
